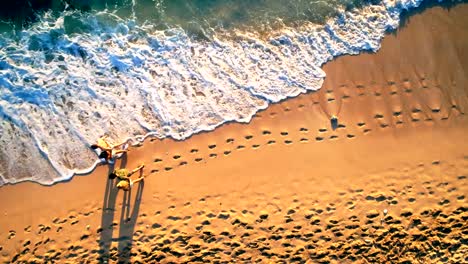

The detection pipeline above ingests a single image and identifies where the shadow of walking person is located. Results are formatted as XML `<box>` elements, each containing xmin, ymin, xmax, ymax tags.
<box><xmin>117</xmin><ymin>175</ymin><xmax>145</xmax><ymax>263</ymax></box>
<box><xmin>97</xmin><ymin>164</ymin><xmax>117</xmax><ymax>263</ymax></box>
<box><xmin>97</xmin><ymin>153</ymin><xmax>128</xmax><ymax>263</ymax></box>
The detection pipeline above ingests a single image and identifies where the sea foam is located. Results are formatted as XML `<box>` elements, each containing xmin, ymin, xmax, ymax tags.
<box><xmin>0</xmin><ymin>0</ymin><xmax>427</xmax><ymax>185</ymax></box>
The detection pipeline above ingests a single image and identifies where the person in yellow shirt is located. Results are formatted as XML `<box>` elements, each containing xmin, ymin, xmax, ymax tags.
<box><xmin>91</xmin><ymin>135</ymin><xmax>128</xmax><ymax>163</ymax></box>
<box><xmin>109</xmin><ymin>164</ymin><xmax>145</xmax><ymax>191</ymax></box>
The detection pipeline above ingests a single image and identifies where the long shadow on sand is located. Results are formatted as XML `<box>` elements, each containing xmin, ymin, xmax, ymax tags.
<box><xmin>116</xmin><ymin>179</ymin><xmax>144</xmax><ymax>263</ymax></box>
<box><xmin>97</xmin><ymin>160</ymin><xmax>119</xmax><ymax>263</ymax></box>
<box><xmin>98</xmin><ymin>154</ymin><xmax>145</xmax><ymax>263</ymax></box>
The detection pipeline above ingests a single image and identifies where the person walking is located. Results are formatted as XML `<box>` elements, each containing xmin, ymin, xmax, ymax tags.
<box><xmin>109</xmin><ymin>164</ymin><xmax>145</xmax><ymax>191</ymax></box>
<box><xmin>91</xmin><ymin>135</ymin><xmax>128</xmax><ymax>163</ymax></box>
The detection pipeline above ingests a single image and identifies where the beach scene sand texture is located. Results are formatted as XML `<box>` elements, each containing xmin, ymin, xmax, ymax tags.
<box><xmin>0</xmin><ymin>1</ymin><xmax>468</xmax><ymax>263</ymax></box>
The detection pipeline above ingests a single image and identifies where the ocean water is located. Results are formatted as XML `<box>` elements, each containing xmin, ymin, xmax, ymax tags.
<box><xmin>0</xmin><ymin>0</ymin><xmax>441</xmax><ymax>185</ymax></box>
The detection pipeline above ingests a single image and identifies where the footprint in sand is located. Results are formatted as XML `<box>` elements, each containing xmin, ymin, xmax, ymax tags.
<box><xmin>208</xmin><ymin>144</ymin><xmax>216</xmax><ymax>149</ymax></box>
<box><xmin>8</xmin><ymin>230</ymin><xmax>16</xmax><ymax>239</ymax></box>
<box><xmin>267</xmin><ymin>140</ymin><xmax>276</xmax><ymax>145</ymax></box>
<box><xmin>245</xmin><ymin>135</ymin><xmax>253</xmax><ymax>140</ymax></box>
<box><xmin>400</xmin><ymin>209</ymin><xmax>413</xmax><ymax>218</ymax></box>
<box><xmin>167</xmin><ymin>215</ymin><xmax>182</xmax><ymax>221</ymax></box>
<box><xmin>173</xmin><ymin>155</ymin><xmax>181</xmax><ymax>160</ymax></box>
<box><xmin>38</xmin><ymin>224</ymin><xmax>51</xmax><ymax>234</ymax></box>
<box><xmin>205</xmin><ymin>212</ymin><xmax>216</xmax><ymax>219</ymax></box>
<box><xmin>224</xmin><ymin>151</ymin><xmax>231</xmax><ymax>156</ymax></box>
<box><xmin>226</xmin><ymin>138</ymin><xmax>234</xmax><ymax>143</ymax></box>
<box><xmin>262</xmin><ymin>130</ymin><xmax>271</xmax><ymax>135</ymax></box>
<box><xmin>218</xmin><ymin>212</ymin><xmax>230</xmax><ymax>220</ymax></box>
<box><xmin>447</xmin><ymin>187</ymin><xmax>458</xmax><ymax>193</ymax></box>
<box><xmin>438</xmin><ymin>199</ymin><xmax>450</xmax><ymax>206</ymax></box>
<box><xmin>190</xmin><ymin>148</ymin><xmax>199</xmax><ymax>153</ymax></box>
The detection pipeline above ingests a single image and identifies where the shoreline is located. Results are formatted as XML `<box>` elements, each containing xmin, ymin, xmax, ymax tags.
<box><xmin>0</xmin><ymin>0</ymin><xmax>443</xmax><ymax>186</ymax></box>
<box><xmin>1</xmin><ymin>3</ymin><xmax>467</xmax><ymax>263</ymax></box>
<box><xmin>1</xmin><ymin>0</ymin><xmax>459</xmax><ymax>187</ymax></box>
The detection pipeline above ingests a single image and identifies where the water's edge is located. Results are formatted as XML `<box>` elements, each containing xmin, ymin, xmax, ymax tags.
<box><xmin>1</xmin><ymin>0</ymin><xmax>456</xmax><ymax>186</ymax></box>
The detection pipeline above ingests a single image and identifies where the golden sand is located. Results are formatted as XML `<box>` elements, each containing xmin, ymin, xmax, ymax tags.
<box><xmin>0</xmin><ymin>4</ymin><xmax>467</xmax><ymax>263</ymax></box>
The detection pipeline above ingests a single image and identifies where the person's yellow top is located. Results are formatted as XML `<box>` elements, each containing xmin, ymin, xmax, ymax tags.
<box><xmin>114</xmin><ymin>169</ymin><xmax>130</xmax><ymax>190</ymax></box>
<box><xmin>114</xmin><ymin>168</ymin><xmax>129</xmax><ymax>179</ymax></box>
<box><xmin>116</xmin><ymin>180</ymin><xmax>130</xmax><ymax>191</ymax></box>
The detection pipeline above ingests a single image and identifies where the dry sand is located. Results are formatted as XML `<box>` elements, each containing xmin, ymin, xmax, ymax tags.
<box><xmin>1</xmin><ymin>3</ymin><xmax>467</xmax><ymax>263</ymax></box>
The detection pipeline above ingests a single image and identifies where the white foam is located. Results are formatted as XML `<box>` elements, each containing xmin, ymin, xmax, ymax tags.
<box><xmin>0</xmin><ymin>0</ymin><xmax>426</xmax><ymax>185</ymax></box>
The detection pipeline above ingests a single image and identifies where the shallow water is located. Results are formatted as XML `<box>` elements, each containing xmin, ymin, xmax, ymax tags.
<box><xmin>0</xmin><ymin>0</ymin><xmax>437</xmax><ymax>185</ymax></box>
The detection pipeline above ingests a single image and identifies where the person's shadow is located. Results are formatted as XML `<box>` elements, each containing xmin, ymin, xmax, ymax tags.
<box><xmin>97</xmin><ymin>160</ymin><xmax>118</xmax><ymax>263</ymax></box>
<box><xmin>117</xmin><ymin>176</ymin><xmax>144</xmax><ymax>263</ymax></box>
<box><xmin>97</xmin><ymin>154</ymin><xmax>145</xmax><ymax>263</ymax></box>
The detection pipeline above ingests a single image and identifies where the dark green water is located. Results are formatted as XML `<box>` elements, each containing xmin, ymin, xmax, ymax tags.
<box><xmin>0</xmin><ymin>0</ymin><xmax>371</xmax><ymax>37</ymax></box>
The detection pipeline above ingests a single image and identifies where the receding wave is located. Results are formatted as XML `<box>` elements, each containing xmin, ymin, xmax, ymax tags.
<box><xmin>0</xmin><ymin>0</ymin><xmax>434</xmax><ymax>185</ymax></box>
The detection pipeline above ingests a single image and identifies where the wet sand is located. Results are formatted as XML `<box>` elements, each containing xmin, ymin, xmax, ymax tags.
<box><xmin>0</xmin><ymin>3</ymin><xmax>467</xmax><ymax>263</ymax></box>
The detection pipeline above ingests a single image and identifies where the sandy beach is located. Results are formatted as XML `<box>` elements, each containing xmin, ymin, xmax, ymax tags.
<box><xmin>1</xmin><ymin>3</ymin><xmax>467</xmax><ymax>263</ymax></box>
